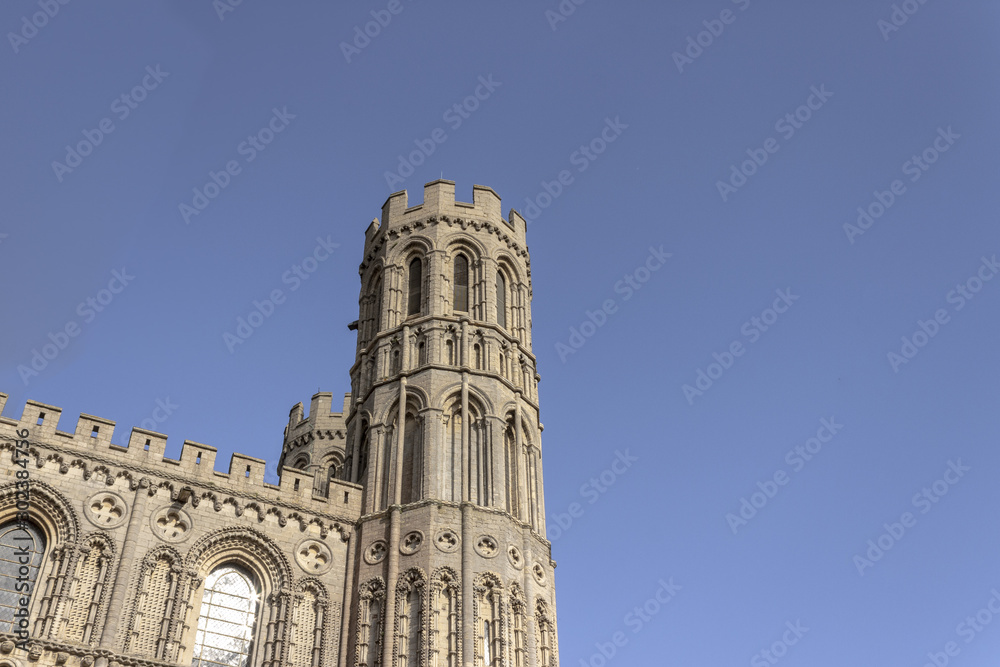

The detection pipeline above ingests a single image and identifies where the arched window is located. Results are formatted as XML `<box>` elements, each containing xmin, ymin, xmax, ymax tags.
<box><xmin>0</xmin><ymin>521</ymin><xmax>45</xmax><ymax>633</ymax></box>
<box><xmin>496</xmin><ymin>271</ymin><xmax>507</xmax><ymax>328</ymax></box>
<box><xmin>192</xmin><ymin>565</ymin><xmax>260</xmax><ymax>667</ymax></box>
<box><xmin>408</xmin><ymin>258</ymin><xmax>423</xmax><ymax>317</ymax></box>
<box><xmin>453</xmin><ymin>255</ymin><xmax>469</xmax><ymax>312</ymax></box>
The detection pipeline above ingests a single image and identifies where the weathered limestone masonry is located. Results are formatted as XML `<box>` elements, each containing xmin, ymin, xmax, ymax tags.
<box><xmin>0</xmin><ymin>180</ymin><xmax>559</xmax><ymax>667</ymax></box>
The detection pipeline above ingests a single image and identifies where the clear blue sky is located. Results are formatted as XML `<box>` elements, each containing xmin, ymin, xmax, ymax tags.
<box><xmin>2</xmin><ymin>2</ymin><xmax>999</xmax><ymax>665</ymax></box>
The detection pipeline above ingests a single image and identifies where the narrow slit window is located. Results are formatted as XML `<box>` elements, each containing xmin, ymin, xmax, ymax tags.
<box><xmin>245</xmin><ymin>465</ymin><xmax>251</xmax><ymax>478</ymax></box>
<box><xmin>36</xmin><ymin>412</ymin><xmax>45</xmax><ymax>426</ymax></box>
<box><xmin>496</xmin><ymin>271</ymin><xmax>507</xmax><ymax>328</ymax></box>
<box><xmin>91</xmin><ymin>425</ymin><xmax>99</xmax><ymax>438</ymax></box>
<box><xmin>144</xmin><ymin>439</ymin><xmax>150</xmax><ymax>451</ymax></box>
<box><xmin>408</xmin><ymin>257</ymin><xmax>422</xmax><ymax>316</ymax></box>
<box><xmin>453</xmin><ymin>255</ymin><xmax>469</xmax><ymax>312</ymax></box>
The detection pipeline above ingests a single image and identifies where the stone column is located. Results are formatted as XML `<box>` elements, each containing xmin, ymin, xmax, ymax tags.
<box><xmin>100</xmin><ymin>477</ymin><xmax>152</xmax><ymax>648</ymax></box>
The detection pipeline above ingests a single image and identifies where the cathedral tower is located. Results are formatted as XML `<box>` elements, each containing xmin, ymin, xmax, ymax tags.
<box><xmin>342</xmin><ymin>180</ymin><xmax>557</xmax><ymax>667</ymax></box>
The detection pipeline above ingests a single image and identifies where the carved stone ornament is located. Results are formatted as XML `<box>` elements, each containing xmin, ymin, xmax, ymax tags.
<box><xmin>150</xmin><ymin>505</ymin><xmax>193</xmax><ymax>543</ymax></box>
<box><xmin>434</xmin><ymin>529</ymin><xmax>460</xmax><ymax>553</ymax></box>
<box><xmin>364</xmin><ymin>540</ymin><xmax>388</xmax><ymax>564</ymax></box>
<box><xmin>474</xmin><ymin>534</ymin><xmax>499</xmax><ymax>558</ymax></box>
<box><xmin>532</xmin><ymin>562</ymin><xmax>547</xmax><ymax>586</ymax></box>
<box><xmin>84</xmin><ymin>491</ymin><xmax>128</xmax><ymax>529</ymax></box>
<box><xmin>507</xmin><ymin>545</ymin><xmax>524</xmax><ymax>570</ymax></box>
<box><xmin>400</xmin><ymin>530</ymin><xmax>423</xmax><ymax>555</ymax></box>
<box><xmin>294</xmin><ymin>538</ymin><xmax>334</xmax><ymax>575</ymax></box>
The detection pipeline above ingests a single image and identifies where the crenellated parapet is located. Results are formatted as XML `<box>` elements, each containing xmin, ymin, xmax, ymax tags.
<box><xmin>359</xmin><ymin>180</ymin><xmax>530</xmax><ymax>276</ymax></box>
<box><xmin>0</xmin><ymin>392</ymin><xmax>362</xmax><ymax>523</ymax></box>
<box><xmin>280</xmin><ymin>391</ymin><xmax>351</xmax><ymax>485</ymax></box>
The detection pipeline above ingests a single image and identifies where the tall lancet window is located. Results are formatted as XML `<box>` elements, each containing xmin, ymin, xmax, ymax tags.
<box><xmin>408</xmin><ymin>258</ymin><xmax>423</xmax><ymax>316</ymax></box>
<box><xmin>454</xmin><ymin>255</ymin><xmax>469</xmax><ymax>312</ymax></box>
<box><xmin>0</xmin><ymin>521</ymin><xmax>44</xmax><ymax>633</ymax></box>
<box><xmin>496</xmin><ymin>271</ymin><xmax>507</xmax><ymax>328</ymax></box>
<box><xmin>192</xmin><ymin>565</ymin><xmax>260</xmax><ymax>667</ymax></box>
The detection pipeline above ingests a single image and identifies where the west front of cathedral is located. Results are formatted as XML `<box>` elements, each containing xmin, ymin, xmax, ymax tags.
<box><xmin>0</xmin><ymin>181</ymin><xmax>559</xmax><ymax>667</ymax></box>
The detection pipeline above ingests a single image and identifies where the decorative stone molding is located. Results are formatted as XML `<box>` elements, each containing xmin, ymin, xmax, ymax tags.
<box><xmin>434</xmin><ymin>528</ymin><xmax>460</xmax><ymax>553</ymax></box>
<box><xmin>474</xmin><ymin>534</ymin><xmax>499</xmax><ymax>558</ymax></box>
<box><xmin>149</xmin><ymin>506</ymin><xmax>192</xmax><ymax>543</ymax></box>
<box><xmin>399</xmin><ymin>530</ymin><xmax>423</xmax><ymax>555</ymax></box>
<box><xmin>532</xmin><ymin>562</ymin><xmax>547</xmax><ymax>586</ymax></box>
<box><xmin>364</xmin><ymin>540</ymin><xmax>388</xmax><ymax>564</ymax></box>
<box><xmin>294</xmin><ymin>538</ymin><xmax>333</xmax><ymax>575</ymax></box>
<box><xmin>84</xmin><ymin>491</ymin><xmax>128</xmax><ymax>529</ymax></box>
<box><xmin>507</xmin><ymin>545</ymin><xmax>524</xmax><ymax>570</ymax></box>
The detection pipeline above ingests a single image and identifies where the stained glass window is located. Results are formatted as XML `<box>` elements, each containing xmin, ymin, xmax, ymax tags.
<box><xmin>0</xmin><ymin>521</ymin><xmax>44</xmax><ymax>633</ymax></box>
<box><xmin>192</xmin><ymin>565</ymin><xmax>260</xmax><ymax>667</ymax></box>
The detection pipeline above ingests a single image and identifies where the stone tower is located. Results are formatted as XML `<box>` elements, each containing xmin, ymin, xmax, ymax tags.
<box><xmin>342</xmin><ymin>180</ymin><xmax>558</xmax><ymax>667</ymax></box>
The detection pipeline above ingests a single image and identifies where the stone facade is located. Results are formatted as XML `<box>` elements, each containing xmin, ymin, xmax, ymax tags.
<box><xmin>0</xmin><ymin>180</ymin><xmax>558</xmax><ymax>667</ymax></box>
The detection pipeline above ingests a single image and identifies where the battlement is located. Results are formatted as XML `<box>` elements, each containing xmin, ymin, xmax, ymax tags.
<box><xmin>377</xmin><ymin>180</ymin><xmax>526</xmax><ymax>241</ymax></box>
<box><xmin>0</xmin><ymin>392</ymin><xmax>362</xmax><ymax>515</ymax></box>
<box><xmin>280</xmin><ymin>391</ymin><xmax>350</xmax><ymax>470</ymax></box>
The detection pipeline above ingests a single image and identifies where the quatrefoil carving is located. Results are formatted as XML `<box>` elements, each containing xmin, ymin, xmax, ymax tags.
<box><xmin>434</xmin><ymin>529</ymin><xmax>460</xmax><ymax>553</ymax></box>
<box><xmin>295</xmin><ymin>539</ymin><xmax>333</xmax><ymax>574</ymax></box>
<box><xmin>475</xmin><ymin>535</ymin><xmax>499</xmax><ymax>558</ymax></box>
<box><xmin>84</xmin><ymin>492</ymin><xmax>128</xmax><ymax>529</ymax></box>
<box><xmin>150</xmin><ymin>506</ymin><xmax>193</xmax><ymax>543</ymax></box>
<box><xmin>507</xmin><ymin>545</ymin><xmax>524</xmax><ymax>569</ymax></box>
<box><xmin>400</xmin><ymin>531</ymin><xmax>423</xmax><ymax>555</ymax></box>
<box><xmin>532</xmin><ymin>563</ymin><xmax>547</xmax><ymax>586</ymax></box>
<box><xmin>365</xmin><ymin>540</ymin><xmax>388</xmax><ymax>564</ymax></box>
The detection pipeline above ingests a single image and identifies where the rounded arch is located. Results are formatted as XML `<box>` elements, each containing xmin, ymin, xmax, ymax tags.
<box><xmin>444</xmin><ymin>233</ymin><xmax>488</xmax><ymax>261</ymax></box>
<box><xmin>494</xmin><ymin>251</ymin><xmax>524</xmax><ymax>284</ymax></box>
<box><xmin>0</xmin><ymin>478</ymin><xmax>79</xmax><ymax>546</ymax></box>
<box><xmin>290</xmin><ymin>453</ymin><xmax>310</xmax><ymax>470</ymax></box>
<box><xmin>436</xmin><ymin>383</ymin><xmax>497</xmax><ymax>417</ymax></box>
<box><xmin>184</xmin><ymin>526</ymin><xmax>293</xmax><ymax>594</ymax></box>
<box><xmin>294</xmin><ymin>576</ymin><xmax>330</xmax><ymax>602</ymax></box>
<box><xmin>374</xmin><ymin>385</ymin><xmax>429</xmax><ymax>427</ymax></box>
<box><xmin>390</xmin><ymin>235</ymin><xmax>435</xmax><ymax>265</ymax></box>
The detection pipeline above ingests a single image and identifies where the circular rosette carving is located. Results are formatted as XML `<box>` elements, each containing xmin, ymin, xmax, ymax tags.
<box><xmin>400</xmin><ymin>530</ymin><xmax>424</xmax><ymax>555</ymax></box>
<box><xmin>532</xmin><ymin>562</ymin><xmax>547</xmax><ymax>586</ymax></box>
<box><xmin>507</xmin><ymin>545</ymin><xmax>524</xmax><ymax>570</ymax></box>
<box><xmin>434</xmin><ymin>529</ymin><xmax>460</xmax><ymax>553</ymax></box>
<box><xmin>364</xmin><ymin>540</ymin><xmax>388</xmax><ymax>564</ymax></box>
<box><xmin>150</xmin><ymin>505</ymin><xmax>193</xmax><ymax>543</ymax></box>
<box><xmin>85</xmin><ymin>492</ymin><xmax>128</xmax><ymax>529</ymax></box>
<box><xmin>474</xmin><ymin>535</ymin><xmax>499</xmax><ymax>558</ymax></box>
<box><xmin>295</xmin><ymin>539</ymin><xmax>333</xmax><ymax>574</ymax></box>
